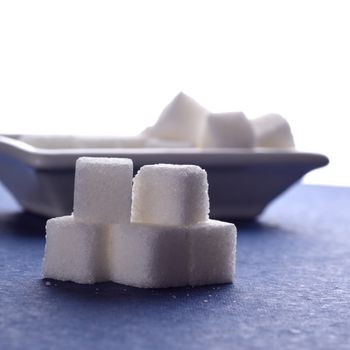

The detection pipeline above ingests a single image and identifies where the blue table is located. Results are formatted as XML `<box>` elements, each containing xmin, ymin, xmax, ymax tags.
<box><xmin>0</xmin><ymin>183</ymin><xmax>349</xmax><ymax>349</ymax></box>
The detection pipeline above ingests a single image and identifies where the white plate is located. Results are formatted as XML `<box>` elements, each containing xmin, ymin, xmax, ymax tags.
<box><xmin>0</xmin><ymin>135</ymin><xmax>329</xmax><ymax>219</ymax></box>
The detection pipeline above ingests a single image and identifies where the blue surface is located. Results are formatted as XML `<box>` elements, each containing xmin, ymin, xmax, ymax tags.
<box><xmin>0</xmin><ymin>183</ymin><xmax>349</xmax><ymax>349</ymax></box>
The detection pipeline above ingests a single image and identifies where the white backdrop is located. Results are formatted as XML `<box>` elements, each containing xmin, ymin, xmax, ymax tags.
<box><xmin>1</xmin><ymin>1</ymin><xmax>349</xmax><ymax>185</ymax></box>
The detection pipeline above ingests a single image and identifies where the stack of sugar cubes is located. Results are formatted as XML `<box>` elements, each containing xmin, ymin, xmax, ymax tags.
<box><xmin>43</xmin><ymin>157</ymin><xmax>237</xmax><ymax>288</ymax></box>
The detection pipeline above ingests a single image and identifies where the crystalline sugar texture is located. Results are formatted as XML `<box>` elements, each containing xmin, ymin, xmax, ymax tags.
<box><xmin>131</xmin><ymin>164</ymin><xmax>210</xmax><ymax>226</ymax></box>
<box><xmin>108</xmin><ymin>220</ymin><xmax>236</xmax><ymax>288</ymax></box>
<box><xmin>201</xmin><ymin>112</ymin><xmax>255</xmax><ymax>148</ymax></box>
<box><xmin>251</xmin><ymin>113</ymin><xmax>295</xmax><ymax>149</ymax></box>
<box><xmin>108</xmin><ymin>223</ymin><xmax>190</xmax><ymax>288</ymax></box>
<box><xmin>43</xmin><ymin>216</ymin><xmax>109</xmax><ymax>284</ymax></box>
<box><xmin>74</xmin><ymin>157</ymin><xmax>133</xmax><ymax>224</ymax></box>
<box><xmin>189</xmin><ymin>220</ymin><xmax>236</xmax><ymax>286</ymax></box>
<box><xmin>142</xmin><ymin>92</ymin><xmax>209</xmax><ymax>147</ymax></box>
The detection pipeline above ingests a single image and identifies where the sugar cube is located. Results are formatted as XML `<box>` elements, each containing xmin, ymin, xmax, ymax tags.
<box><xmin>108</xmin><ymin>220</ymin><xmax>236</xmax><ymax>288</ymax></box>
<box><xmin>251</xmin><ymin>113</ymin><xmax>295</xmax><ymax>149</ymax></box>
<box><xmin>200</xmin><ymin>112</ymin><xmax>255</xmax><ymax>148</ymax></box>
<box><xmin>189</xmin><ymin>220</ymin><xmax>236</xmax><ymax>286</ymax></box>
<box><xmin>108</xmin><ymin>223</ymin><xmax>190</xmax><ymax>288</ymax></box>
<box><xmin>142</xmin><ymin>92</ymin><xmax>209</xmax><ymax>147</ymax></box>
<box><xmin>131</xmin><ymin>164</ymin><xmax>210</xmax><ymax>226</ymax></box>
<box><xmin>74</xmin><ymin>157</ymin><xmax>133</xmax><ymax>224</ymax></box>
<box><xmin>43</xmin><ymin>216</ymin><xmax>109</xmax><ymax>284</ymax></box>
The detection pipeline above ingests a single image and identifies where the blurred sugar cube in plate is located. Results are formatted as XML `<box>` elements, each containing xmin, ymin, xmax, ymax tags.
<box><xmin>251</xmin><ymin>113</ymin><xmax>295</xmax><ymax>149</ymax></box>
<box><xmin>142</xmin><ymin>92</ymin><xmax>209</xmax><ymax>147</ymax></box>
<box><xmin>200</xmin><ymin>112</ymin><xmax>255</xmax><ymax>149</ymax></box>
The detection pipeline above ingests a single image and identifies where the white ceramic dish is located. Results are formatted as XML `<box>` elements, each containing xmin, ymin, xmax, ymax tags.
<box><xmin>0</xmin><ymin>135</ymin><xmax>328</xmax><ymax>220</ymax></box>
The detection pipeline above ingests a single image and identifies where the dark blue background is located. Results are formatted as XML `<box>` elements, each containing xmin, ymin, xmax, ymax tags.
<box><xmin>0</xmin><ymin>183</ymin><xmax>349</xmax><ymax>349</ymax></box>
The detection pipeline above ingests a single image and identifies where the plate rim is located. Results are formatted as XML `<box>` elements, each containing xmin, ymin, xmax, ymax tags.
<box><xmin>0</xmin><ymin>135</ymin><xmax>329</xmax><ymax>170</ymax></box>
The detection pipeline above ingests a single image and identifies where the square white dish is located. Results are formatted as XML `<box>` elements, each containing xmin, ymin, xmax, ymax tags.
<box><xmin>0</xmin><ymin>135</ymin><xmax>328</xmax><ymax>220</ymax></box>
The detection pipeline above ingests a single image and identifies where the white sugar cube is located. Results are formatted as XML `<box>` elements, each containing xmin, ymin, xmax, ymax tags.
<box><xmin>108</xmin><ymin>220</ymin><xmax>236</xmax><ymax>288</ymax></box>
<box><xmin>73</xmin><ymin>157</ymin><xmax>133</xmax><ymax>224</ymax></box>
<box><xmin>131</xmin><ymin>164</ymin><xmax>210</xmax><ymax>226</ymax></box>
<box><xmin>201</xmin><ymin>112</ymin><xmax>255</xmax><ymax>148</ymax></box>
<box><xmin>142</xmin><ymin>92</ymin><xmax>209</xmax><ymax>147</ymax></box>
<box><xmin>189</xmin><ymin>220</ymin><xmax>236</xmax><ymax>286</ymax></box>
<box><xmin>251</xmin><ymin>113</ymin><xmax>295</xmax><ymax>149</ymax></box>
<box><xmin>108</xmin><ymin>223</ymin><xmax>190</xmax><ymax>288</ymax></box>
<box><xmin>42</xmin><ymin>216</ymin><xmax>109</xmax><ymax>284</ymax></box>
